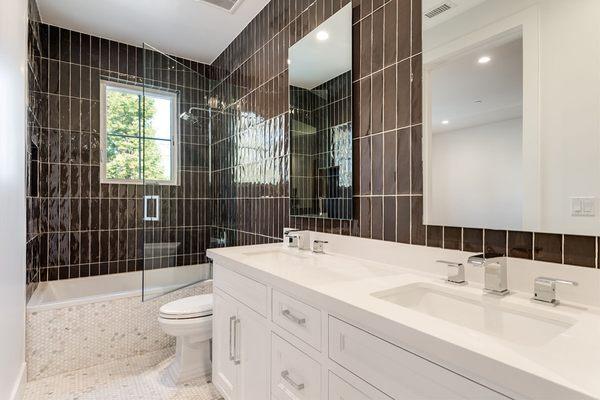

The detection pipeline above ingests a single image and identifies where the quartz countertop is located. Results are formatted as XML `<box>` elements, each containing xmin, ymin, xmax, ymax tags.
<box><xmin>208</xmin><ymin>243</ymin><xmax>600</xmax><ymax>400</ymax></box>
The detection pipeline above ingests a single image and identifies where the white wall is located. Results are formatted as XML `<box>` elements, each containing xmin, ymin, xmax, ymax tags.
<box><xmin>424</xmin><ymin>0</ymin><xmax>600</xmax><ymax>236</ymax></box>
<box><xmin>0</xmin><ymin>0</ymin><xmax>28</xmax><ymax>398</ymax></box>
<box><xmin>431</xmin><ymin>118</ymin><xmax>523</xmax><ymax>230</ymax></box>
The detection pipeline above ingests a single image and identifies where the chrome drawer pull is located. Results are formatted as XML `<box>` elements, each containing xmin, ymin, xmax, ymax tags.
<box><xmin>281</xmin><ymin>370</ymin><xmax>305</xmax><ymax>391</ymax></box>
<box><xmin>282</xmin><ymin>309</ymin><xmax>306</xmax><ymax>325</ymax></box>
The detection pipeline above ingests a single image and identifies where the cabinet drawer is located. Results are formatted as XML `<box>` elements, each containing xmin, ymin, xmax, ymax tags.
<box><xmin>214</xmin><ymin>264</ymin><xmax>268</xmax><ymax>316</ymax></box>
<box><xmin>328</xmin><ymin>317</ymin><xmax>507</xmax><ymax>400</ymax></box>
<box><xmin>328</xmin><ymin>372</ymin><xmax>392</xmax><ymax>400</ymax></box>
<box><xmin>272</xmin><ymin>289</ymin><xmax>322</xmax><ymax>350</ymax></box>
<box><xmin>272</xmin><ymin>333</ymin><xmax>321</xmax><ymax>400</ymax></box>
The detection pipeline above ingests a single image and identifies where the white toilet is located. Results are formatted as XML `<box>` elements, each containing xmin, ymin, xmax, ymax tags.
<box><xmin>158</xmin><ymin>294</ymin><xmax>213</xmax><ymax>383</ymax></box>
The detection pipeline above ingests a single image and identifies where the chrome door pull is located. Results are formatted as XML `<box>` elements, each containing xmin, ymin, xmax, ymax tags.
<box><xmin>228</xmin><ymin>316</ymin><xmax>236</xmax><ymax>361</ymax></box>
<box><xmin>281</xmin><ymin>370</ymin><xmax>305</xmax><ymax>391</ymax></box>
<box><xmin>233</xmin><ymin>317</ymin><xmax>241</xmax><ymax>365</ymax></box>
<box><xmin>143</xmin><ymin>195</ymin><xmax>160</xmax><ymax>221</ymax></box>
<box><xmin>282</xmin><ymin>309</ymin><xmax>306</xmax><ymax>325</ymax></box>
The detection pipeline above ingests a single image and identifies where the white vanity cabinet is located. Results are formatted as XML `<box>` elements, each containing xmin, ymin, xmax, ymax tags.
<box><xmin>212</xmin><ymin>289</ymin><xmax>269</xmax><ymax>400</ymax></box>
<box><xmin>212</xmin><ymin>263</ymin><xmax>509</xmax><ymax>400</ymax></box>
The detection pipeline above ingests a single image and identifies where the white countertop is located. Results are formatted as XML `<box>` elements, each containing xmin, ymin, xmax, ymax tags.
<box><xmin>208</xmin><ymin>243</ymin><xmax>600</xmax><ymax>400</ymax></box>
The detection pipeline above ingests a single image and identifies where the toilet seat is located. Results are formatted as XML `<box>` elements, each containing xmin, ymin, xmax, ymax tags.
<box><xmin>159</xmin><ymin>294</ymin><xmax>213</xmax><ymax>320</ymax></box>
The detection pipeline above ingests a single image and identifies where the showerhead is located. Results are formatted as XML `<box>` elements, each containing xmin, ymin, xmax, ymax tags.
<box><xmin>179</xmin><ymin>110</ymin><xmax>199</xmax><ymax>124</ymax></box>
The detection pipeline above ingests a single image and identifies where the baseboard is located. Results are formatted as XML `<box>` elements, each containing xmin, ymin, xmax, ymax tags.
<box><xmin>9</xmin><ymin>362</ymin><xmax>26</xmax><ymax>400</ymax></box>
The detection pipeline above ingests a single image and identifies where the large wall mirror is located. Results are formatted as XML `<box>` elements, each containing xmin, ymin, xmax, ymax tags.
<box><xmin>289</xmin><ymin>4</ymin><xmax>353</xmax><ymax>220</ymax></box>
<box><xmin>422</xmin><ymin>0</ymin><xmax>600</xmax><ymax>236</ymax></box>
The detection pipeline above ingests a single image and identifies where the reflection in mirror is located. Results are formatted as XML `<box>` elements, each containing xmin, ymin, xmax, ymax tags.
<box><xmin>422</xmin><ymin>0</ymin><xmax>600</xmax><ymax>236</ymax></box>
<box><xmin>289</xmin><ymin>4</ymin><xmax>352</xmax><ymax>220</ymax></box>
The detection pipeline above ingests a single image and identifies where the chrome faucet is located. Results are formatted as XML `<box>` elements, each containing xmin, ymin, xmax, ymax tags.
<box><xmin>284</xmin><ymin>229</ymin><xmax>310</xmax><ymax>250</ymax></box>
<box><xmin>532</xmin><ymin>277</ymin><xmax>578</xmax><ymax>306</ymax></box>
<box><xmin>283</xmin><ymin>228</ymin><xmax>300</xmax><ymax>247</ymax></box>
<box><xmin>467</xmin><ymin>252</ymin><xmax>509</xmax><ymax>296</ymax></box>
<box><xmin>436</xmin><ymin>260</ymin><xmax>466</xmax><ymax>285</ymax></box>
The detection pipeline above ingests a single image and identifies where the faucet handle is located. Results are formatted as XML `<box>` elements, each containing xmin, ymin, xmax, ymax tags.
<box><xmin>533</xmin><ymin>277</ymin><xmax>578</xmax><ymax>306</ymax></box>
<box><xmin>436</xmin><ymin>260</ymin><xmax>466</xmax><ymax>285</ymax></box>
<box><xmin>312</xmin><ymin>239</ymin><xmax>328</xmax><ymax>254</ymax></box>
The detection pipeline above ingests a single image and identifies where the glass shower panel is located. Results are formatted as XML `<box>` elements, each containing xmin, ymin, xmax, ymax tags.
<box><xmin>141</xmin><ymin>43</ymin><xmax>212</xmax><ymax>301</ymax></box>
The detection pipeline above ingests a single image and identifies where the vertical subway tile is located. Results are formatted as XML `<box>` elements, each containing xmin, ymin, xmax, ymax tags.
<box><xmin>508</xmin><ymin>231</ymin><xmax>533</xmax><ymax>260</ymax></box>
<box><xmin>564</xmin><ymin>235</ymin><xmax>596</xmax><ymax>268</ymax></box>
<box><xmin>534</xmin><ymin>233</ymin><xmax>563</xmax><ymax>264</ymax></box>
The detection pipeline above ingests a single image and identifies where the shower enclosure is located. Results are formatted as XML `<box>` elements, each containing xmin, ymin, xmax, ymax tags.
<box><xmin>141</xmin><ymin>44</ymin><xmax>213</xmax><ymax>300</ymax></box>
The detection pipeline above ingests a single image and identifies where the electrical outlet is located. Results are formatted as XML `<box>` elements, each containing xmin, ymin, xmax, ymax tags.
<box><xmin>571</xmin><ymin>197</ymin><xmax>596</xmax><ymax>217</ymax></box>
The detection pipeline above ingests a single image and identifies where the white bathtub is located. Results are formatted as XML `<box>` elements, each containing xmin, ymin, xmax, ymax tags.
<box><xmin>28</xmin><ymin>264</ymin><xmax>212</xmax><ymax>311</ymax></box>
<box><xmin>26</xmin><ymin>264</ymin><xmax>213</xmax><ymax>381</ymax></box>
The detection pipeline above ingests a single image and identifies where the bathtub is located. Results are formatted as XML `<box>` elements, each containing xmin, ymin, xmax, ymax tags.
<box><xmin>28</xmin><ymin>264</ymin><xmax>212</xmax><ymax>312</ymax></box>
<box><xmin>26</xmin><ymin>264</ymin><xmax>213</xmax><ymax>381</ymax></box>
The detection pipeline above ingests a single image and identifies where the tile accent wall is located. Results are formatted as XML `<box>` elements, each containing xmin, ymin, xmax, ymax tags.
<box><xmin>209</xmin><ymin>0</ymin><xmax>599</xmax><ymax>269</ymax></box>
<box><xmin>28</xmin><ymin>23</ymin><xmax>213</xmax><ymax>281</ymax></box>
<box><xmin>26</xmin><ymin>0</ymin><xmax>43</xmax><ymax>299</ymax></box>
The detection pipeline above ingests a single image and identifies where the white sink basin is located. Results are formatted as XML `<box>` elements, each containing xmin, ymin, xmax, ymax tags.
<box><xmin>241</xmin><ymin>249</ymin><xmax>308</xmax><ymax>260</ymax></box>
<box><xmin>372</xmin><ymin>283</ymin><xmax>576</xmax><ymax>346</ymax></box>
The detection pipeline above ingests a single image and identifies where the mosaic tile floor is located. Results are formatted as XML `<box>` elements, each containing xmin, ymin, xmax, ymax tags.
<box><xmin>24</xmin><ymin>347</ymin><xmax>223</xmax><ymax>400</ymax></box>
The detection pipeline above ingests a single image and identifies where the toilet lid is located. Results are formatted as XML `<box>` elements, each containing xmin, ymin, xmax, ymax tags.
<box><xmin>159</xmin><ymin>294</ymin><xmax>213</xmax><ymax>319</ymax></box>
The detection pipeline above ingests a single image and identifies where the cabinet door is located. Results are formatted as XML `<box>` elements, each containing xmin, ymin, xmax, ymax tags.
<box><xmin>237</xmin><ymin>302</ymin><xmax>270</xmax><ymax>400</ymax></box>
<box><xmin>212</xmin><ymin>291</ymin><xmax>238</xmax><ymax>400</ymax></box>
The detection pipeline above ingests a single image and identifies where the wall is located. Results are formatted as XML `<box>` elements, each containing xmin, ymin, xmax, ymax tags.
<box><xmin>0</xmin><ymin>0</ymin><xmax>28</xmax><ymax>397</ymax></box>
<box><xmin>26</xmin><ymin>0</ymin><xmax>44</xmax><ymax>300</ymax></box>
<box><xmin>210</xmin><ymin>0</ymin><xmax>599</xmax><ymax>270</ymax></box>
<box><xmin>430</xmin><ymin>118</ymin><xmax>523</xmax><ymax>230</ymax></box>
<box><xmin>29</xmin><ymin>24</ymin><xmax>213</xmax><ymax>281</ymax></box>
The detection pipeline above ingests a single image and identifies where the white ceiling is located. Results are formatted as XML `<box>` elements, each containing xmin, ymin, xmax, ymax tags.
<box><xmin>289</xmin><ymin>5</ymin><xmax>352</xmax><ymax>90</ymax></box>
<box><xmin>430</xmin><ymin>36</ymin><xmax>523</xmax><ymax>134</ymax></box>
<box><xmin>36</xmin><ymin>0</ymin><xmax>270</xmax><ymax>64</ymax></box>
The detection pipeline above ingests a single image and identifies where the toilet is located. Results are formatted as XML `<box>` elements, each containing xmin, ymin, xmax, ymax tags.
<box><xmin>158</xmin><ymin>294</ymin><xmax>213</xmax><ymax>383</ymax></box>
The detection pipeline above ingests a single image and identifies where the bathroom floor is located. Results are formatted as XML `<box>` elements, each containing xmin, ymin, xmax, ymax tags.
<box><xmin>23</xmin><ymin>348</ymin><xmax>223</xmax><ymax>400</ymax></box>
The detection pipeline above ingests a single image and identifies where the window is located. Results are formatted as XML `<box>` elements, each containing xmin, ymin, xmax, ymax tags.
<box><xmin>100</xmin><ymin>80</ymin><xmax>178</xmax><ymax>185</ymax></box>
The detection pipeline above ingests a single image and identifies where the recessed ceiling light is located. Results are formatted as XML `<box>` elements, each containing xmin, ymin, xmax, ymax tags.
<box><xmin>441</xmin><ymin>120</ymin><xmax>450</xmax><ymax>125</ymax></box>
<box><xmin>316</xmin><ymin>30</ymin><xmax>329</xmax><ymax>41</ymax></box>
<box><xmin>478</xmin><ymin>56</ymin><xmax>491</xmax><ymax>64</ymax></box>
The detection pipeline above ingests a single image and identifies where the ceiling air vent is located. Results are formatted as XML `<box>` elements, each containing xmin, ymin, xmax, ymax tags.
<box><xmin>197</xmin><ymin>0</ymin><xmax>244</xmax><ymax>12</ymax></box>
<box><xmin>425</xmin><ymin>2</ymin><xmax>454</xmax><ymax>19</ymax></box>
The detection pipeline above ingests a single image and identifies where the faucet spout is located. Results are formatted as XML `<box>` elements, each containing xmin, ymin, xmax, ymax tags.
<box><xmin>468</xmin><ymin>252</ymin><xmax>509</xmax><ymax>296</ymax></box>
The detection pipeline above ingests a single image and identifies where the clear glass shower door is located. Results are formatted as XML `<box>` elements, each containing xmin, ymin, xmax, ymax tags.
<box><xmin>141</xmin><ymin>43</ymin><xmax>212</xmax><ymax>301</ymax></box>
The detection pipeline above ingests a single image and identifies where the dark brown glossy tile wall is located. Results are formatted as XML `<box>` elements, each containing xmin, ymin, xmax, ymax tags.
<box><xmin>26</xmin><ymin>0</ymin><xmax>43</xmax><ymax>299</ymax></box>
<box><xmin>209</xmin><ymin>0</ymin><xmax>599</xmax><ymax>269</ymax></box>
<box><xmin>28</xmin><ymin>23</ymin><xmax>213</xmax><ymax>281</ymax></box>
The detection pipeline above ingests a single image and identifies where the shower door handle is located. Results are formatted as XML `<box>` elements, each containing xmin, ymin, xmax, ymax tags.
<box><xmin>143</xmin><ymin>195</ymin><xmax>160</xmax><ymax>221</ymax></box>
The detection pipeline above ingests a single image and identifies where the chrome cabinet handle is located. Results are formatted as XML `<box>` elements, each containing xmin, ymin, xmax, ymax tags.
<box><xmin>143</xmin><ymin>195</ymin><xmax>160</xmax><ymax>221</ymax></box>
<box><xmin>228</xmin><ymin>316</ymin><xmax>236</xmax><ymax>361</ymax></box>
<box><xmin>233</xmin><ymin>317</ymin><xmax>241</xmax><ymax>365</ymax></box>
<box><xmin>282</xmin><ymin>309</ymin><xmax>306</xmax><ymax>325</ymax></box>
<box><xmin>281</xmin><ymin>370</ymin><xmax>305</xmax><ymax>391</ymax></box>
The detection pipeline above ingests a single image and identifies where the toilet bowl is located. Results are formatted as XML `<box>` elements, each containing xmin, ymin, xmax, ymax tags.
<box><xmin>158</xmin><ymin>294</ymin><xmax>213</xmax><ymax>383</ymax></box>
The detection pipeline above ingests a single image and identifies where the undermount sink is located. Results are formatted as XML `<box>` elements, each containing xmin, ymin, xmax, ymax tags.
<box><xmin>241</xmin><ymin>248</ymin><xmax>308</xmax><ymax>260</ymax></box>
<box><xmin>372</xmin><ymin>283</ymin><xmax>576</xmax><ymax>346</ymax></box>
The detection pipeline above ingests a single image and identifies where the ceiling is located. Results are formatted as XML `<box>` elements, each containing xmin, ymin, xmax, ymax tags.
<box><xmin>289</xmin><ymin>5</ymin><xmax>352</xmax><ymax>90</ymax></box>
<box><xmin>36</xmin><ymin>0</ymin><xmax>270</xmax><ymax>64</ymax></box>
<box><xmin>430</xmin><ymin>36</ymin><xmax>523</xmax><ymax>134</ymax></box>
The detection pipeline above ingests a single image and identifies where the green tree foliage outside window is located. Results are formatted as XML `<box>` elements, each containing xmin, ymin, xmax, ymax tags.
<box><xmin>105</xmin><ymin>89</ymin><xmax>170</xmax><ymax>182</ymax></box>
